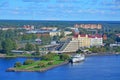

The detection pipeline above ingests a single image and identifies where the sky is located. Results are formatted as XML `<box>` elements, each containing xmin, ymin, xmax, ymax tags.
<box><xmin>0</xmin><ymin>0</ymin><xmax>120</xmax><ymax>21</ymax></box>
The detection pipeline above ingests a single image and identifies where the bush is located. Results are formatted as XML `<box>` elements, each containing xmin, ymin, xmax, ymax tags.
<box><xmin>23</xmin><ymin>59</ymin><xmax>35</xmax><ymax>65</ymax></box>
<box><xmin>59</xmin><ymin>54</ymin><xmax>70</xmax><ymax>61</ymax></box>
<box><xmin>14</xmin><ymin>62</ymin><xmax>22</xmax><ymax>67</ymax></box>
<box><xmin>7</xmin><ymin>53</ymin><xmax>15</xmax><ymax>56</ymax></box>
<box><xmin>38</xmin><ymin>62</ymin><xmax>47</xmax><ymax>68</ymax></box>
<box><xmin>41</xmin><ymin>53</ymin><xmax>57</xmax><ymax>61</ymax></box>
<box><xmin>48</xmin><ymin>61</ymin><xmax>54</xmax><ymax>65</ymax></box>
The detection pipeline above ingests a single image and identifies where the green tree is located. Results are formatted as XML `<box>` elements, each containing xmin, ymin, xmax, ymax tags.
<box><xmin>1</xmin><ymin>39</ymin><xmax>17</xmax><ymax>54</ymax></box>
<box><xmin>23</xmin><ymin>59</ymin><xmax>35</xmax><ymax>65</ymax></box>
<box><xmin>25</xmin><ymin>42</ymin><xmax>35</xmax><ymax>51</ymax></box>
<box><xmin>35</xmin><ymin>44</ymin><xmax>40</xmax><ymax>55</ymax></box>
<box><xmin>14</xmin><ymin>62</ymin><xmax>22</xmax><ymax>67</ymax></box>
<box><xmin>40</xmin><ymin>36</ymin><xmax>51</xmax><ymax>45</ymax></box>
<box><xmin>76</xmin><ymin>49</ymin><xmax>84</xmax><ymax>54</ymax></box>
<box><xmin>41</xmin><ymin>53</ymin><xmax>56</xmax><ymax>61</ymax></box>
<box><xmin>37</xmin><ymin>62</ymin><xmax>47</xmax><ymax>68</ymax></box>
<box><xmin>48</xmin><ymin>61</ymin><xmax>54</xmax><ymax>65</ymax></box>
<box><xmin>59</xmin><ymin>54</ymin><xmax>70</xmax><ymax>61</ymax></box>
<box><xmin>21</xmin><ymin>34</ymin><xmax>37</xmax><ymax>41</ymax></box>
<box><xmin>60</xmin><ymin>30</ymin><xmax>65</xmax><ymax>38</ymax></box>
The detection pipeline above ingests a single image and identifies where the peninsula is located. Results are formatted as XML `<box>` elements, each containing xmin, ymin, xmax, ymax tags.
<box><xmin>7</xmin><ymin>53</ymin><xmax>70</xmax><ymax>72</ymax></box>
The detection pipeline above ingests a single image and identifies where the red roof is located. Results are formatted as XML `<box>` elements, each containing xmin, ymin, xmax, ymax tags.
<box><xmin>73</xmin><ymin>34</ymin><xmax>102</xmax><ymax>38</ymax></box>
<box><xmin>95</xmin><ymin>34</ymin><xmax>102</xmax><ymax>38</ymax></box>
<box><xmin>80</xmin><ymin>34</ymin><xmax>86</xmax><ymax>37</ymax></box>
<box><xmin>88</xmin><ymin>34</ymin><xmax>102</xmax><ymax>38</ymax></box>
<box><xmin>73</xmin><ymin>34</ymin><xmax>78</xmax><ymax>38</ymax></box>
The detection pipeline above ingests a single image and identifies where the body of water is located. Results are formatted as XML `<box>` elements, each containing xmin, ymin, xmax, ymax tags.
<box><xmin>0</xmin><ymin>55</ymin><xmax>120</xmax><ymax>80</ymax></box>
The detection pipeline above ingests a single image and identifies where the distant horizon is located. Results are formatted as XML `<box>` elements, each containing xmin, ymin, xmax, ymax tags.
<box><xmin>0</xmin><ymin>19</ymin><xmax>120</xmax><ymax>22</ymax></box>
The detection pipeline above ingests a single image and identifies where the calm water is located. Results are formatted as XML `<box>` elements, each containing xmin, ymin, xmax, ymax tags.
<box><xmin>0</xmin><ymin>55</ymin><xmax>120</xmax><ymax>80</ymax></box>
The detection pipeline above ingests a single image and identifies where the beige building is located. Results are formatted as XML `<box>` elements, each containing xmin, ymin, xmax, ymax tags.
<box><xmin>62</xmin><ymin>34</ymin><xmax>103</xmax><ymax>52</ymax></box>
<box><xmin>74</xmin><ymin>24</ymin><xmax>102</xmax><ymax>29</ymax></box>
<box><xmin>72</xmin><ymin>34</ymin><xmax>91</xmax><ymax>48</ymax></box>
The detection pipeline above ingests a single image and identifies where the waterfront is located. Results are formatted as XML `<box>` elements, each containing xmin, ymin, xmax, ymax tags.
<box><xmin>1</xmin><ymin>55</ymin><xmax>120</xmax><ymax>80</ymax></box>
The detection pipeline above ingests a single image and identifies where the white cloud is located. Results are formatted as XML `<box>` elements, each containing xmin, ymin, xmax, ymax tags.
<box><xmin>22</xmin><ymin>0</ymin><xmax>50</xmax><ymax>3</ymax></box>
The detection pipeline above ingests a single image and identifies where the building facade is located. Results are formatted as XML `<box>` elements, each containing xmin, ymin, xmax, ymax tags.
<box><xmin>74</xmin><ymin>24</ymin><xmax>102</xmax><ymax>29</ymax></box>
<box><xmin>89</xmin><ymin>34</ymin><xmax>103</xmax><ymax>46</ymax></box>
<box><xmin>72</xmin><ymin>34</ymin><xmax>103</xmax><ymax>48</ymax></box>
<box><xmin>72</xmin><ymin>34</ymin><xmax>91</xmax><ymax>48</ymax></box>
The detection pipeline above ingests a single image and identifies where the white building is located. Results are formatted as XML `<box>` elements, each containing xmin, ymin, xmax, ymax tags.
<box><xmin>89</xmin><ymin>34</ymin><xmax>103</xmax><ymax>46</ymax></box>
<box><xmin>64</xmin><ymin>31</ymin><xmax>72</xmax><ymax>36</ymax></box>
<box><xmin>49</xmin><ymin>31</ymin><xmax>61</xmax><ymax>37</ymax></box>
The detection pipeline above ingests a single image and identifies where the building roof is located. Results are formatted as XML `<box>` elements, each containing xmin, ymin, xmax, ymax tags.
<box><xmin>80</xmin><ymin>34</ymin><xmax>86</xmax><ymax>37</ymax></box>
<box><xmin>73</xmin><ymin>34</ymin><xmax>102</xmax><ymax>38</ymax></box>
<box><xmin>89</xmin><ymin>34</ymin><xmax>102</xmax><ymax>38</ymax></box>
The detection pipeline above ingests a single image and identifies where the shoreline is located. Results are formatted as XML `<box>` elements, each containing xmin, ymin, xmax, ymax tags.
<box><xmin>85</xmin><ymin>52</ymin><xmax>120</xmax><ymax>57</ymax></box>
<box><xmin>0</xmin><ymin>56</ymin><xmax>41</xmax><ymax>58</ymax></box>
<box><xmin>6</xmin><ymin>61</ymin><xmax>69</xmax><ymax>72</ymax></box>
<box><xmin>0</xmin><ymin>52</ymin><xmax>119</xmax><ymax>58</ymax></box>
<box><xmin>0</xmin><ymin>54</ymin><xmax>41</xmax><ymax>58</ymax></box>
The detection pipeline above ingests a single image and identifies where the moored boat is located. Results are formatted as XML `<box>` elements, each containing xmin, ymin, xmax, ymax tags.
<box><xmin>71</xmin><ymin>54</ymin><xmax>85</xmax><ymax>63</ymax></box>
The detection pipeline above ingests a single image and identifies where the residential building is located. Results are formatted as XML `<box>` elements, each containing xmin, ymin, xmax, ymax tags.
<box><xmin>64</xmin><ymin>31</ymin><xmax>72</xmax><ymax>36</ymax></box>
<box><xmin>89</xmin><ymin>34</ymin><xmax>103</xmax><ymax>46</ymax></box>
<box><xmin>74</xmin><ymin>24</ymin><xmax>102</xmax><ymax>29</ymax></box>
<box><xmin>72</xmin><ymin>34</ymin><xmax>91</xmax><ymax>48</ymax></box>
<box><xmin>23</xmin><ymin>25</ymin><xmax>34</xmax><ymax>30</ymax></box>
<box><xmin>49</xmin><ymin>31</ymin><xmax>61</xmax><ymax>37</ymax></box>
<box><xmin>40</xmin><ymin>27</ymin><xmax>58</xmax><ymax>31</ymax></box>
<box><xmin>26</xmin><ymin>29</ymin><xmax>72</xmax><ymax>37</ymax></box>
<box><xmin>62</xmin><ymin>34</ymin><xmax>103</xmax><ymax>52</ymax></box>
<box><xmin>0</xmin><ymin>27</ymin><xmax>15</xmax><ymax>31</ymax></box>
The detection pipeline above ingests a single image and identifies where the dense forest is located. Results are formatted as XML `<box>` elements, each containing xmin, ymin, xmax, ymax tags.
<box><xmin>0</xmin><ymin>20</ymin><xmax>120</xmax><ymax>29</ymax></box>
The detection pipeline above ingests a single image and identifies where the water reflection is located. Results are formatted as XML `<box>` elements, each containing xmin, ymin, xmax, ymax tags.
<box><xmin>70</xmin><ymin>61</ymin><xmax>84</xmax><ymax>66</ymax></box>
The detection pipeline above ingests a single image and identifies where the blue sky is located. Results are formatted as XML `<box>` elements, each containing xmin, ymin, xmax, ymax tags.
<box><xmin>0</xmin><ymin>0</ymin><xmax>120</xmax><ymax>21</ymax></box>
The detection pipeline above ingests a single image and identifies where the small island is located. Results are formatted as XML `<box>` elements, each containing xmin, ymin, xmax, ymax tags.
<box><xmin>7</xmin><ymin>53</ymin><xmax>70</xmax><ymax>72</ymax></box>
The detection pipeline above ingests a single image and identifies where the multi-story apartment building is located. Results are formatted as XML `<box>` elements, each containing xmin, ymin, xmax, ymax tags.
<box><xmin>72</xmin><ymin>34</ymin><xmax>103</xmax><ymax>48</ymax></box>
<box><xmin>74</xmin><ymin>24</ymin><xmax>102</xmax><ymax>29</ymax></box>
<box><xmin>61</xmin><ymin>34</ymin><xmax>103</xmax><ymax>52</ymax></box>
<box><xmin>89</xmin><ymin>34</ymin><xmax>103</xmax><ymax>46</ymax></box>
<box><xmin>72</xmin><ymin>34</ymin><xmax>91</xmax><ymax>48</ymax></box>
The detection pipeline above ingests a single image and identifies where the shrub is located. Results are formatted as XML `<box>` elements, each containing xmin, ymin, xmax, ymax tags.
<box><xmin>41</xmin><ymin>53</ymin><xmax>57</xmax><ymax>61</ymax></box>
<box><xmin>38</xmin><ymin>62</ymin><xmax>47</xmax><ymax>68</ymax></box>
<box><xmin>14</xmin><ymin>62</ymin><xmax>22</xmax><ymax>67</ymax></box>
<box><xmin>48</xmin><ymin>61</ymin><xmax>54</xmax><ymax>65</ymax></box>
<box><xmin>59</xmin><ymin>54</ymin><xmax>70</xmax><ymax>61</ymax></box>
<box><xmin>23</xmin><ymin>59</ymin><xmax>35</xmax><ymax>65</ymax></box>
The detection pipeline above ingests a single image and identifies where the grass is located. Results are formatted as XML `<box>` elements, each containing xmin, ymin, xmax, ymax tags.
<box><xmin>27</xmin><ymin>60</ymin><xmax>64</xmax><ymax>71</ymax></box>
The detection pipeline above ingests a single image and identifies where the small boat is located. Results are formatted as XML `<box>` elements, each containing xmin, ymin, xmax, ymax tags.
<box><xmin>71</xmin><ymin>54</ymin><xmax>85</xmax><ymax>63</ymax></box>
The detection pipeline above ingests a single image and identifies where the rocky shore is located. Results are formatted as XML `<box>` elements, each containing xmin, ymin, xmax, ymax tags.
<box><xmin>0</xmin><ymin>54</ymin><xmax>6</xmax><ymax>58</ymax></box>
<box><xmin>6</xmin><ymin>61</ymin><xmax>69</xmax><ymax>72</ymax></box>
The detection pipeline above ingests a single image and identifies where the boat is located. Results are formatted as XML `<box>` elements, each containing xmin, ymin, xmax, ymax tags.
<box><xmin>71</xmin><ymin>54</ymin><xmax>85</xmax><ymax>63</ymax></box>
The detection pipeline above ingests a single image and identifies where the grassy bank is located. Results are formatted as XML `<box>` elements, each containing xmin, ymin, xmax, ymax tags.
<box><xmin>7</xmin><ymin>53</ymin><xmax>70</xmax><ymax>72</ymax></box>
